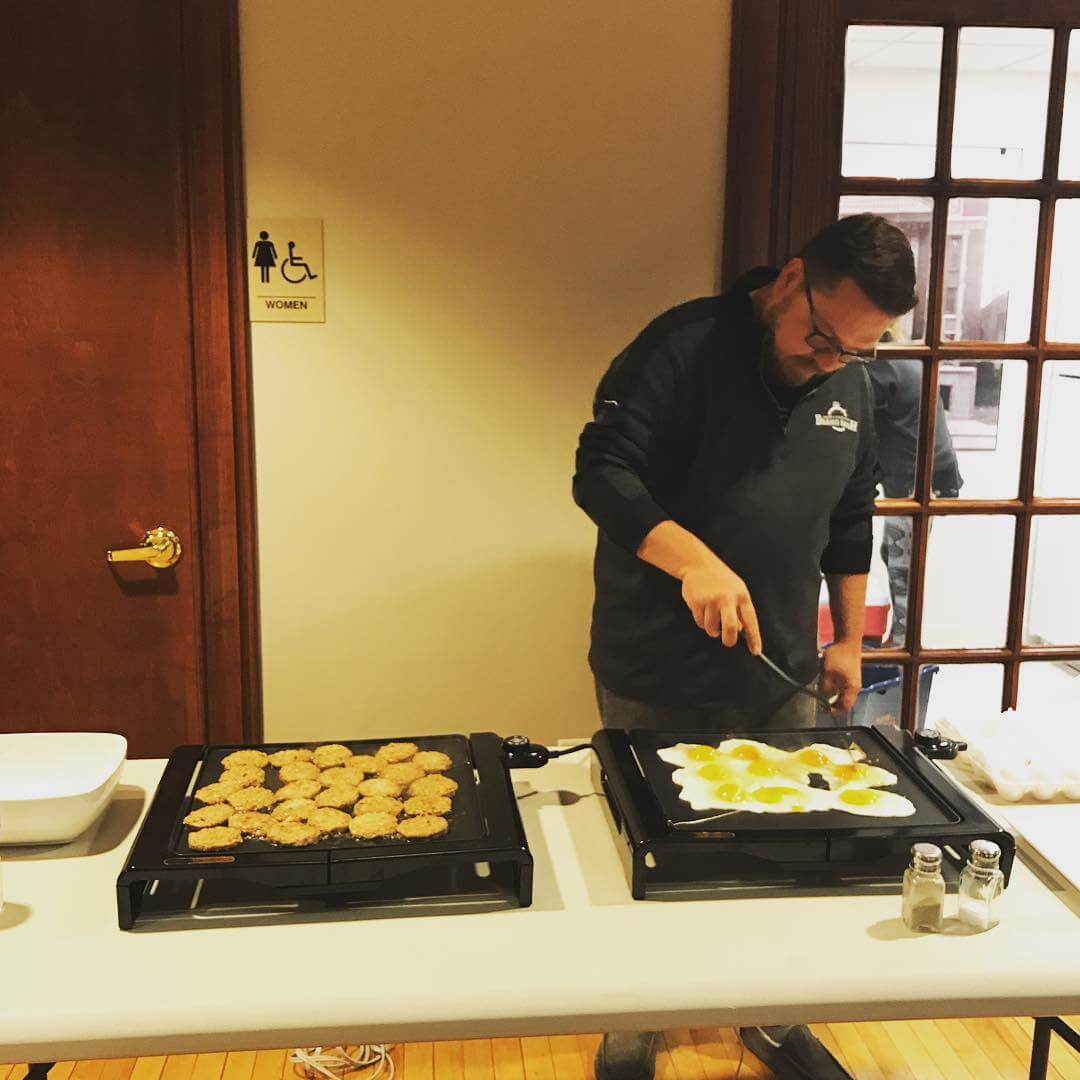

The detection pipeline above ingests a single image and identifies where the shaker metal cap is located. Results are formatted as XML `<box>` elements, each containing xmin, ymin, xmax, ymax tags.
<box><xmin>970</xmin><ymin>839</ymin><xmax>1002</xmax><ymax>866</ymax></box>
<box><xmin>912</xmin><ymin>842</ymin><xmax>943</xmax><ymax>865</ymax></box>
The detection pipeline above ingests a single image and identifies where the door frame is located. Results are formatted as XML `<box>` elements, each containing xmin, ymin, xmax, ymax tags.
<box><xmin>183</xmin><ymin>0</ymin><xmax>261</xmax><ymax>744</ymax></box>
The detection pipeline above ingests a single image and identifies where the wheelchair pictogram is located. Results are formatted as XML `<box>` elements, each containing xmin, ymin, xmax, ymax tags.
<box><xmin>280</xmin><ymin>239</ymin><xmax>319</xmax><ymax>283</ymax></box>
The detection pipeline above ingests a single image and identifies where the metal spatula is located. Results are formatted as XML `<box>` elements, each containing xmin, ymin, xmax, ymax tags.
<box><xmin>750</xmin><ymin>641</ymin><xmax>841</xmax><ymax>710</ymax></box>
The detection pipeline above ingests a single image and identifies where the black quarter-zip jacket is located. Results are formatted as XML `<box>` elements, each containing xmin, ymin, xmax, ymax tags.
<box><xmin>573</xmin><ymin>267</ymin><xmax>879</xmax><ymax>718</ymax></box>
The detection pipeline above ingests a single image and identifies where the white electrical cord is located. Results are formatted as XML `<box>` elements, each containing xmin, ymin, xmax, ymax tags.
<box><xmin>289</xmin><ymin>1044</ymin><xmax>395</xmax><ymax>1080</ymax></box>
<box><xmin>732</xmin><ymin>1028</ymin><xmax>749</xmax><ymax>1079</ymax></box>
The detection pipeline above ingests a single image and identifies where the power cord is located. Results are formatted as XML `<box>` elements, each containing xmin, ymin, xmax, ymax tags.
<box><xmin>547</xmin><ymin>743</ymin><xmax>593</xmax><ymax>757</ymax></box>
<box><xmin>733</xmin><ymin>1028</ymin><xmax>748</xmax><ymax>1078</ymax></box>
<box><xmin>290</xmin><ymin>1044</ymin><xmax>395</xmax><ymax>1080</ymax></box>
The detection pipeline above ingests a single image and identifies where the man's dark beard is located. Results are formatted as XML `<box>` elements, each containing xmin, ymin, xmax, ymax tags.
<box><xmin>759</xmin><ymin>326</ymin><xmax>795</xmax><ymax>390</ymax></box>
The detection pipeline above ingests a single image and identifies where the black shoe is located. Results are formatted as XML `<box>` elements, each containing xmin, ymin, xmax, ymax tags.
<box><xmin>738</xmin><ymin>1025</ymin><xmax>852</xmax><ymax>1079</ymax></box>
<box><xmin>594</xmin><ymin>1031</ymin><xmax>658</xmax><ymax>1080</ymax></box>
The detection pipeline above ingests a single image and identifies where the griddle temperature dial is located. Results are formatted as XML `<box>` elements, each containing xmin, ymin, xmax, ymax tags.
<box><xmin>914</xmin><ymin>728</ymin><xmax>968</xmax><ymax>760</ymax></box>
<box><xmin>502</xmin><ymin>735</ymin><xmax>551</xmax><ymax>769</ymax></box>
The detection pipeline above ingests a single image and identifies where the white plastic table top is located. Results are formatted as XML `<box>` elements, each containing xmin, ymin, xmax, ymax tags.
<box><xmin>2</xmin><ymin>751</ymin><xmax>1080</xmax><ymax>1063</ymax></box>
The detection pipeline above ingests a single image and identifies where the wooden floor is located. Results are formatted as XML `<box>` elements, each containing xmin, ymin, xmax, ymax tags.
<box><xmin>5</xmin><ymin>1019</ymin><xmax>1080</xmax><ymax>1080</ymax></box>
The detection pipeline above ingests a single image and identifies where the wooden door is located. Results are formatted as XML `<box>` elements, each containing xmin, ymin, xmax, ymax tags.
<box><xmin>0</xmin><ymin>1</ymin><xmax>259</xmax><ymax>757</ymax></box>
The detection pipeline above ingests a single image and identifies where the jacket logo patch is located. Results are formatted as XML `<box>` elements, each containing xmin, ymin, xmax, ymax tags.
<box><xmin>815</xmin><ymin>400</ymin><xmax>858</xmax><ymax>434</ymax></box>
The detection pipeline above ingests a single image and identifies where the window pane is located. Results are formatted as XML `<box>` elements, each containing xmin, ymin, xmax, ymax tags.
<box><xmin>922</xmin><ymin>663</ymin><xmax>1003</xmax><ymax>731</ymax></box>
<box><xmin>1059</xmin><ymin>33</ymin><xmax>1080</xmax><ymax>179</ymax></box>
<box><xmin>944</xmin><ymin>199</ymin><xmax>1038</xmax><ymax>342</ymax></box>
<box><xmin>1047</xmin><ymin>200</ymin><xmax>1080</xmax><ymax>343</ymax></box>
<box><xmin>952</xmin><ymin>27</ymin><xmax>1053</xmax><ymax>180</ymax></box>
<box><xmin>869</xmin><ymin>361</ymin><xmax>923</xmax><ymax>500</ymax></box>
<box><xmin>1025</xmin><ymin>517</ymin><xmax>1080</xmax><ymax>646</ymax></box>
<box><xmin>1017</xmin><ymin>661</ymin><xmax>1080</xmax><ymax>710</ymax></box>
<box><xmin>1035</xmin><ymin>361</ymin><xmax>1080</xmax><ymax>497</ymax></box>
<box><xmin>867</xmin><ymin>514</ymin><xmax>914</xmax><ymax>648</ymax></box>
<box><xmin>839</xmin><ymin>195</ymin><xmax>933</xmax><ymax>343</ymax></box>
<box><xmin>937</xmin><ymin>360</ymin><xmax>1025</xmax><ymax>499</ymax></box>
<box><xmin>842</xmin><ymin>25</ymin><xmax>942</xmax><ymax>178</ymax></box>
<box><xmin>922</xmin><ymin>516</ymin><xmax>1015</xmax><ymax>648</ymax></box>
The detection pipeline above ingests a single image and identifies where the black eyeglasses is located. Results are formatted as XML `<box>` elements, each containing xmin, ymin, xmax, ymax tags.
<box><xmin>802</xmin><ymin>275</ymin><xmax>879</xmax><ymax>366</ymax></box>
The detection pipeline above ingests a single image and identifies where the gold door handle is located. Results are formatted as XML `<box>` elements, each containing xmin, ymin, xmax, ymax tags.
<box><xmin>106</xmin><ymin>526</ymin><xmax>182</xmax><ymax>569</ymax></box>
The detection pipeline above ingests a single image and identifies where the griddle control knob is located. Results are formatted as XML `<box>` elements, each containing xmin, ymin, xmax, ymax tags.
<box><xmin>914</xmin><ymin>728</ymin><xmax>968</xmax><ymax>760</ymax></box>
<box><xmin>502</xmin><ymin>735</ymin><xmax>551</xmax><ymax>769</ymax></box>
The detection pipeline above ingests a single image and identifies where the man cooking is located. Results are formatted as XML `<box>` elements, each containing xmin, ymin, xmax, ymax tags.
<box><xmin>573</xmin><ymin>213</ymin><xmax>916</xmax><ymax>1080</ymax></box>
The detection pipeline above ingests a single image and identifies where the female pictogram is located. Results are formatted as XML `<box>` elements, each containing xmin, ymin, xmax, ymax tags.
<box><xmin>251</xmin><ymin>230</ymin><xmax>277</xmax><ymax>283</ymax></box>
<box><xmin>280</xmin><ymin>240</ymin><xmax>319</xmax><ymax>283</ymax></box>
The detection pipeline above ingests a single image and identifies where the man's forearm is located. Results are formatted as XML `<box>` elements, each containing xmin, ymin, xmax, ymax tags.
<box><xmin>637</xmin><ymin>519</ymin><xmax>720</xmax><ymax>581</ymax></box>
<box><xmin>825</xmin><ymin>572</ymin><xmax>868</xmax><ymax>646</ymax></box>
<box><xmin>637</xmin><ymin>520</ymin><xmax>763</xmax><ymax>652</ymax></box>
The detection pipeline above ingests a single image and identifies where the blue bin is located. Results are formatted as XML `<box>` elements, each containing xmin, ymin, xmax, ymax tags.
<box><xmin>847</xmin><ymin>663</ymin><xmax>939</xmax><ymax>728</ymax></box>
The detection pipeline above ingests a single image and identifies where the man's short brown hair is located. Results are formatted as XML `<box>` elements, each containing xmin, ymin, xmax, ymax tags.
<box><xmin>799</xmin><ymin>213</ymin><xmax>917</xmax><ymax>317</ymax></box>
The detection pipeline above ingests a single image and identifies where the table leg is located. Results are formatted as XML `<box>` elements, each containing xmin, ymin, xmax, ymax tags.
<box><xmin>1031</xmin><ymin>1018</ymin><xmax>1052</xmax><ymax>1080</ymax></box>
<box><xmin>1029</xmin><ymin>1017</ymin><xmax>1080</xmax><ymax>1080</ymax></box>
<box><xmin>1049</xmin><ymin>1016</ymin><xmax>1080</xmax><ymax>1055</ymax></box>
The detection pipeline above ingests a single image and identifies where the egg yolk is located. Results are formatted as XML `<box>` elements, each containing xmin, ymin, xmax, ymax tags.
<box><xmin>832</xmin><ymin>763</ymin><xmax>869</xmax><ymax>782</ymax></box>
<box><xmin>687</xmin><ymin>746</ymin><xmax>715</xmax><ymax>762</ymax></box>
<box><xmin>697</xmin><ymin>763</ymin><xmax>735</xmax><ymax>782</ymax></box>
<box><xmin>752</xmin><ymin>786</ymin><xmax>801</xmax><ymax>804</ymax></box>
<box><xmin>712</xmin><ymin>783</ymin><xmax>746</xmax><ymax>802</ymax></box>
<box><xmin>730</xmin><ymin>744</ymin><xmax>762</xmax><ymax>761</ymax></box>
<box><xmin>839</xmin><ymin>788</ymin><xmax>880</xmax><ymax>806</ymax></box>
<box><xmin>746</xmin><ymin>760</ymin><xmax>779</xmax><ymax>777</ymax></box>
<box><xmin>797</xmin><ymin>748</ymin><xmax>829</xmax><ymax>767</ymax></box>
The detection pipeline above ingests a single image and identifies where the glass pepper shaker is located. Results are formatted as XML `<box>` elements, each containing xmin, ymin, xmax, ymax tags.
<box><xmin>958</xmin><ymin>839</ymin><xmax>1004</xmax><ymax>932</ymax></box>
<box><xmin>902</xmin><ymin>842</ymin><xmax>945</xmax><ymax>932</ymax></box>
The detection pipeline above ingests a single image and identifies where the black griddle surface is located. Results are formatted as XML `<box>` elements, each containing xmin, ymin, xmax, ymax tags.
<box><xmin>172</xmin><ymin>735</ymin><xmax>483</xmax><ymax>855</ymax></box>
<box><xmin>631</xmin><ymin>726</ymin><xmax>961</xmax><ymax>832</ymax></box>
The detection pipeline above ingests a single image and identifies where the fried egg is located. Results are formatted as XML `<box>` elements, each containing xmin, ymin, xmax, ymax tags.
<box><xmin>675</xmin><ymin>773</ymin><xmax>829</xmax><ymax>814</ymax></box>
<box><xmin>657</xmin><ymin>743</ymin><xmax>719</xmax><ymax>769</ymax></box>
<box><xmin>824</xmin><ymin>761</ymin><xmax>898</xmax><ymax>789</ymax></box>
<box><xmin>824</xmin><ymin>786</ymin><xmax>916</xmax><ymax>817</ymax></box>
<box><xmin>659</xmin><ymin>739</ymin><xmax>861</xmax><ymax>772</ymax></box>
<box><xmin>793</xmin><ymin>742</ymin><xmax>863</xmax><ymax>766</ymax></box>
<box><xmin>661</xmin><ymin>737</ymin><xmax>910</xmax><ymax>818</ymax></box>
<box><xmin>745</xmin><ymin>785</ymin><xmax>827</xmax><ymax>813</ymax></box>
<box><xmin>695</xmin><ymin>761</ymin><xmax>741</xmax><ymax>783</ymax></box>
<box><xmin>714</xmin><ymin>738</ymin><xmax>791</xmax><ymax>762</ymax></box>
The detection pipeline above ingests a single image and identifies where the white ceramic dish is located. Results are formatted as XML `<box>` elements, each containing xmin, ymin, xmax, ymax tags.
<box><xmin>0</xmin><ymin>732</ymin><xmax>128</xmax><ymax>845</ymax></box>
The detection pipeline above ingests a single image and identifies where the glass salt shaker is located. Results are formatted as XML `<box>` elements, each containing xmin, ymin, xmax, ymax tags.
<box><xmin>958</xmin><ymin>839</ymin><xmax>1004</xmax><ymax>932</ymax></box>
<box><xmin>902</xmin><ymin>842</ymin><xmax>945</xmax><ymax>932</ymax></box>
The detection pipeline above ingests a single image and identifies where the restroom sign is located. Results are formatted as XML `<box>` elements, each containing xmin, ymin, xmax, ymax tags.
<box><xmin>246</xmin><ymin>217</ymin><xmax>325</xmax><ymax>322</ymax></box>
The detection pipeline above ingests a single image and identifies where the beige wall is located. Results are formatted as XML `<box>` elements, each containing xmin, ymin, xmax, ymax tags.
<box><xmin>239</xmin><ymin>1</ymin><xmax>732</xmax><ymax>744</ymax></box>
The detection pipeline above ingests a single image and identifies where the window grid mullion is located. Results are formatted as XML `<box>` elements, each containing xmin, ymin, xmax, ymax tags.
<box><xmin>849</xmin><ymin>21</ymin><xmax>1079</xmax><ymax>725</ymax></box>
<box><xmin>895</xmin><ymin>17</ymin><xmax>954</xmax><ymax>727</ymax></box>
<box><xmin>1041</xmin><ymin>28</ymin><xmax>1071</xmax><ymax>189</ymax></box>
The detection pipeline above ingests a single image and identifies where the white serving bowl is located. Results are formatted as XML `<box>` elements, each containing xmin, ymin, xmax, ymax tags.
<box><xmin>0</xmin><ymin>732</ymin><xmax>128</xmax><ymax>845</ymax></box>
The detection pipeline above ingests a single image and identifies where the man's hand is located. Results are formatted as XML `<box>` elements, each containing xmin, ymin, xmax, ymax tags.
<box><xmin>680</xmin><ymin>560</ymin><xmax>762</xmax><ymax>654</ymax></box>
<box><xmin>635</xmin><ymin>520</ymin><xmax>762</xmax><ymax>654</ymax></box>
<box><xmin>820</xmin><ymin>641</ymin><xmax>862</xmax><ymax>713</ymax></box>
